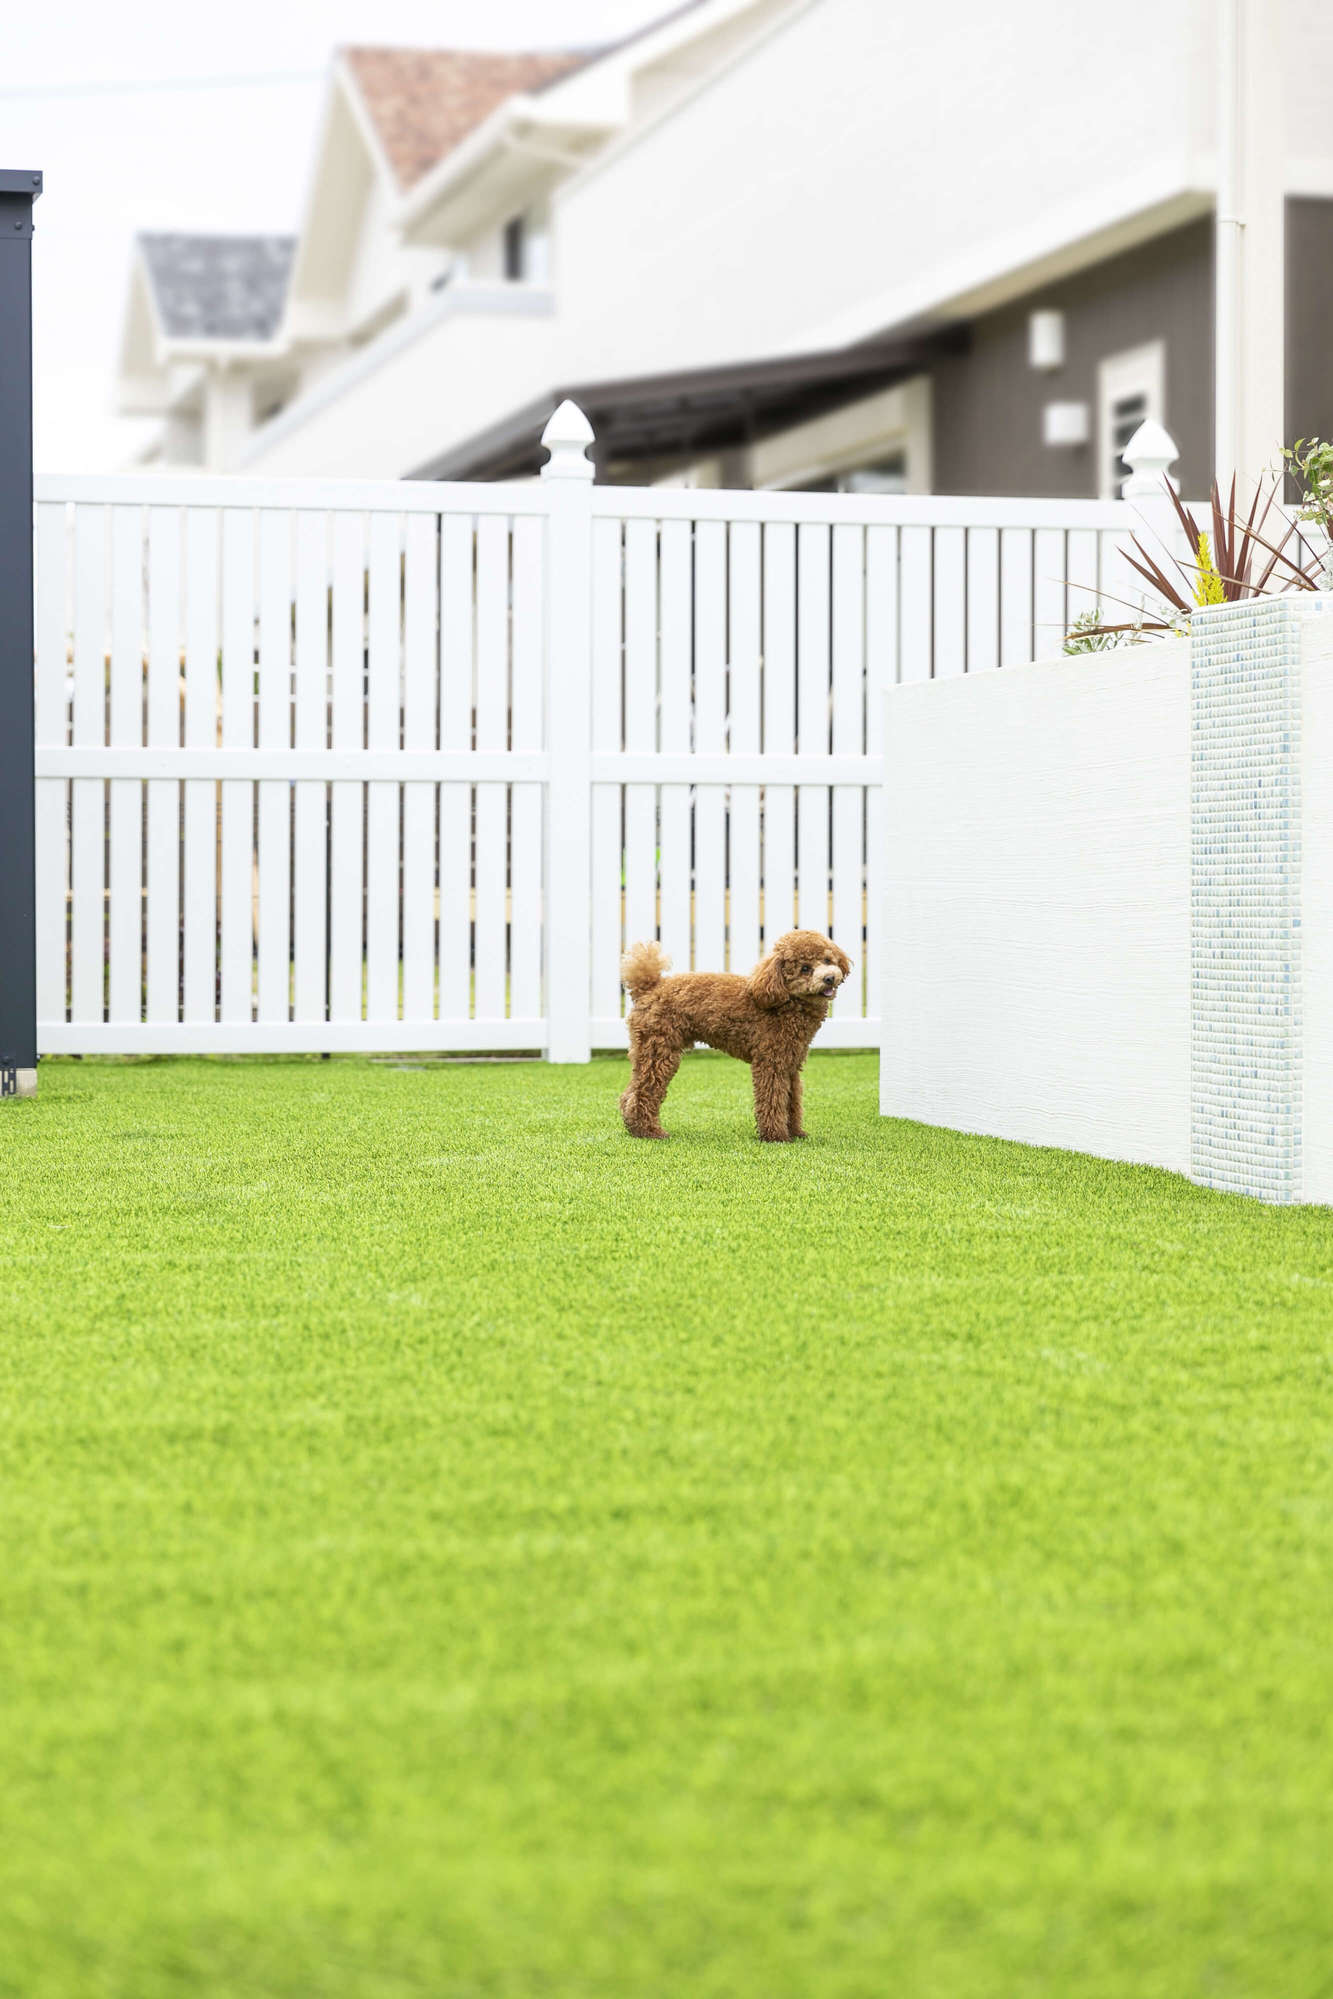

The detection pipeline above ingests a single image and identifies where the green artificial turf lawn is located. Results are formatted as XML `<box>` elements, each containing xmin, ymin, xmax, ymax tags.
<box><xmin>2</xmin><ymin>1052</ymin><xmax>1332</xmax><ymax>1999</ymax></box>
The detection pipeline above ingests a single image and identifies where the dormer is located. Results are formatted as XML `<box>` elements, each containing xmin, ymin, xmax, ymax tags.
<box><xmin>284</xmin><ymin>46</ymin><xmax>590</xmax><ymax>348</ymax></box>
<box><xmin>398</xmin><ymin>1</ymin><xmax>793</xmax><ymax>261</ymax></box>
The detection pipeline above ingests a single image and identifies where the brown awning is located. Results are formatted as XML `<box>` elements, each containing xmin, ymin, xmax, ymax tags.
<box><xmin>409</xmin><ymin>325</ymin><xmax>967</xmax><ymax>483</ymax></box>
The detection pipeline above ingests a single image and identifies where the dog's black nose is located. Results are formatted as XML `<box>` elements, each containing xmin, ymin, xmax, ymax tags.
<box><xmin>822</xmin><ymin>977</ymin><xmax>836</xmax><ymax>992</ymax></box>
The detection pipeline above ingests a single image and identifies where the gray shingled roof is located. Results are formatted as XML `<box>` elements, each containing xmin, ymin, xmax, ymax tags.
<box><xmin>138</xmin><ymin>233</ymin><xmax>295</xmax><ymax>342</ymax></box>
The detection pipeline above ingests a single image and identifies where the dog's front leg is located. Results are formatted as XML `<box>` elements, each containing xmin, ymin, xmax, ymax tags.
<box><xmin>752</xmin><ymin>1061</ymin><xmax>791</xmax><ymax>1142</ymax></box>
<box><xmin>788</xmin><ymin>1072</ymin><xmax>806</xmax><ymax>1139</ymax></box>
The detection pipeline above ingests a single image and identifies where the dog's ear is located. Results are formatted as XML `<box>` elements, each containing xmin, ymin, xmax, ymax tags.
<box><xmin>831</xmin><ymin>944</ymin><xmax>852</xmax><ymax>978</ymax></box>
<box><xmin>750</xmin><ymin>950</ymin><xmax>788</xmax><ymax>1009</ymax></box>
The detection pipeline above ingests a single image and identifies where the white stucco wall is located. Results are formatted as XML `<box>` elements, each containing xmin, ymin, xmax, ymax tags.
<box><xmin>344</xmin><ymin>175</ymin><xmax>403</xmax><ymax>334</ymax></box>
<box><xmin>553</xmin><ymin>0</ymin><xmax>1202</xmax><ymax>380</ymax></box>
<box><xmin>238</xmin><ymin>286</ymin><xmax>556</xmax><ymax>477</ymax></box>
<box><xmin>880</xmin><ymin>639</ymin><xmax>1191</xmax><ymax>1173</ymax></box>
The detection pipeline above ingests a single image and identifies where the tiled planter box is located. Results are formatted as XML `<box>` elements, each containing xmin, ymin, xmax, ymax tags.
<box><xmin>880</xmin><ymin>595</ymin><xmax>1333</xmax><ymax>1204</ymax></box>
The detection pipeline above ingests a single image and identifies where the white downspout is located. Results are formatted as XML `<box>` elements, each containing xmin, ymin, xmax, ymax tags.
<box><xmin>1214</xmin><ymin>0</ymin><xmax>1240</xmax><ymax>489</ymax></box>
<box><xmin>1214</xmin><ymin>0</ymin><xmax>1285</xmax><ymax>492</ymax></box>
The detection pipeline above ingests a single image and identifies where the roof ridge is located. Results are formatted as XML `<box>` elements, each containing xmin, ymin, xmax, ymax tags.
<box><xmin>337</xmin><ymin>41</ymin><xmax>600</xmax><ymax>62</ymax></box>
<box><xmin>138</xmin><ymin>228</ymin><xmax>296</xmax><ymax>244</ymax></box>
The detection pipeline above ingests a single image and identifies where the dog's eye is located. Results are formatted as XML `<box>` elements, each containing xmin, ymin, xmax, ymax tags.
<box><xmin>799</xmin><ymin>964</ymin><xmax>811</xmax><ymax>974</ymax></box>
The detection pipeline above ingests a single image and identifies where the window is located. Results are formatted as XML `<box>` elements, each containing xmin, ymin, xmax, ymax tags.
<box><xmin>502</xmin><ymin>211</ymin><xmax>549</xmax><ymax>283</ymax></box>
<box><xmin>251</xmin><ymin>375</ymin><xmax>296</xmax><ymax>428</ymax></box>
<box><xmin>802</xmin><ymin>451</ymin><xmax>909</xmax><ymax>495</ymax></box>
<box><xmin>838</xmin><ymin>454</ymin><xmax>908</xmax><ymax>494</ymax></box>
<box><xmin>502</xmin><ymin>215</ymin><xmax>525</xmax><ymax>281</ymax></box>
<box><xmin>1097</xmin><ymin>341</ymin><xmax>1165</xmax><ymax>497</ymax></box>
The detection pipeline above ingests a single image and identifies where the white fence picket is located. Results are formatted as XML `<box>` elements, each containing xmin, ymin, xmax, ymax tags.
<box><xmin>439</xmin><ymin>513</ymin><xmax>473</xmax><ymax>1025</ymax></box>
<box><xmin>966</xmin><ymin>527</ymin><xmax>999</xmax><ymax>673</ymax></box>
<box><xmin>933</xmin><ymin>526</ymin><xmax>966</xmax><ymax>680</ymax></box>
<box><xmin>862</xmin><ymin>523</ymin><xmax>896</xmax><ymax>1022</ymax></box>
<box><xmin>256</xmin><ymin>511</ymin><xmax>291</xmax><ymax>1025</ymax></box>
<box><xmin>589</xmin><ymin>517</ymin><xmax>624</xmax><ymax>1025</ymax></box>
<box><xmin>727</xmin><ymin>519</ymin><xmax>761</xmax><ymax>977</ymax></box>
<box><xmin>329</xmin><ymin>511</ymin><xmax>364</xmax><ymax>1026</ymax></box>
<box><xmin>107</xmin><ymin>506</ymin><xmax>142</xmax><ymax>1026</ymax></box>
<box><xmin>183</xmin><ymin>509</ymin><xmax>219</xmax><ymax>1028</ymax></box>
<box><xmin>401</xmin><ymin>512</ymin><xmax>437</xmax><ymax>1026</ymax></box>
<box><xmin>694</xmin><ymin>519</ymin><xmax>727</xmax><ymax>969</ymax></box>
<box><xmin>146</xmin><ymin>509</ymin><xmax>182</xmax><ymax>1025</ymax></box>
<box><xmin>473</xmin><ymin>514</ymin><xmax>509</xmax><ymax>1023</ymax></box>
<box><xmin>1033</xmin><ymin>527</ymin><xmax>1067</xmax><ymax>658</ymax></box>
<box><xmin>900</xmin><ymin>525</ymin><xmax>932</xmax><ymax>684</ymax></box>
<box><xmin>292</xmin><ymin>511</ymin><xmax>329</xmax><ymax>1028</ymax></box>
<box><xmin>70</xmin><ymin>507</ymin><xmax>105</xmax><ymax>1026</ymax></box>
<box><xmin>999</xmin><ymin>528</ymin><xmax>1034</xmax><ymax>668</ymax></box>
<box><xmin>34</xmin><ymin>503</ymin><xmax>68</xmax><ymax>1028</ymax></box>
<box><xmin>509</xmin><ymin>513</ymin><xmax>544</xmax><ymax>1026</ymax></box>
<box><xmin>761</xmin><ymin>521</ymin><xmax>797</xmax><ymax>946</ymax></box>
<box><xmin>622</xmin><ymin>517</ymin><xmax>657</xmax><ymax>960</ymax></box>
<box><xmin>796</xmin><ymin>523</ymin><xmax>830</xmax><ymax>934</ymax></box>
<box><xmin>831</xmin><ymin>523</ymin><xmax>864</xmax><ymax>1015</ymax></box>
<box><xmin>657</xmin><ymin>517</ymin><xmax>692</xmax><ymax>976</ymax></box>
<box><xmin>219</xmin><ymin>509</ymin><xmax>254</xmax><ymax>1024</ymax></box>
<box><xmin>1066</xmin><ymin>528</ymin><xmax>1099</xmax><ymax>643</ymax></box>
<box><xmin>366</xmin><ymin>511</ymin><xmax>400</xmax><ymax>1023</ymax></box>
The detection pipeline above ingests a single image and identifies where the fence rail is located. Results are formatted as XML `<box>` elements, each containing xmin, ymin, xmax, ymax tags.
<box><xmin>31</xmin><ymin>413</ymin><xmax>1176</xmax><ymax>1059</ymax></box>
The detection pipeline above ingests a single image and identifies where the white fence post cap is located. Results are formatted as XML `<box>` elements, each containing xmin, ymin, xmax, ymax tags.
<box><xmin>540</xmin><ymin>399</ymin><xmax>595</xmax><ymax>481</ymax></box>
<box><xmin>1121</xmin><ymin>418</ymin><xmax>1180</xmax><ymax>497</ymax></box>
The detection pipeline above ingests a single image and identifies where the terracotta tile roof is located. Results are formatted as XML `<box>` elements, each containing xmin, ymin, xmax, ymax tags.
<box><xmin>343</xmin><ymin>46</ymin><xmax>594</xmax><ymax>192</ymax></box>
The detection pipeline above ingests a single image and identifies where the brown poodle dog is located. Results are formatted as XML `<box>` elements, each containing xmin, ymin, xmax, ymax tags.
<box><xmin>619</xmin><ymin>930</ymin><xmax>852</xmax><ymax>1141</ymax></box>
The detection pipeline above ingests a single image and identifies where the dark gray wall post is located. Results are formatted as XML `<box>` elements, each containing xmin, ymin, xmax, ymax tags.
<box><xmin>0</xmin><ymin>169</ymin><xmax>41</xmax><ymax>1100</ymax></box>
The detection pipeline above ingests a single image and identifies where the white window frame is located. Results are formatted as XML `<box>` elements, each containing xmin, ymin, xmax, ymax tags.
<box><xmin>1097</xmin><ymin>340</ymin><xmax>1165</xmax><ymax>498</ymax></box>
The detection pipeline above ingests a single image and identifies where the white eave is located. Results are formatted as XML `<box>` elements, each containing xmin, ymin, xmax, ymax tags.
<box><xmin>282</xmin><ymin>57</ymin><xmax>400</xmax><ymax>333</ymax></box>
<box><xmin>397</xmin><ymin>95</ymin><xmax>618</xmax><ymax>248</ymax></box>
<box><xmin>397</xmin><ymin>0</ymin><xmax>781</xmax><ymax>248</ymax></box>
<box><xmin>154</xmin><ymin>335</ymin><xmax>290</xmax><ymax>365</ymax></box>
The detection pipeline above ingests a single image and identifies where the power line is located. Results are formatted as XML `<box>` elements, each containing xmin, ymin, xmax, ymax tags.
<box><xmin>0</xmin><ymin>69</ymin><xmax>322</xmax><ymax>101</ymax></box>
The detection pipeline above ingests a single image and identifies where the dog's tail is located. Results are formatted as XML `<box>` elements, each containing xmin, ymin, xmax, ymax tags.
<box><xmin>620</xmin><ymin>940</ymin><xmax>670</xmax><ymax>1002</ymax></box>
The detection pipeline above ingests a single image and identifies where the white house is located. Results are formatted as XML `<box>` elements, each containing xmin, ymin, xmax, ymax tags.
<box><xmin>118</xmin><ymin>233</ymin><xmax>297</xmax><ymax>466</ymax></box>
<box><xmin>119</xmin><ymin>0</ymin><xmax>1333</xmax><ymax>497</ymax></box>
<box><xmin>117</xmin><ymin>39</ymin><xmax>594</xmax><ymax>466</ymax></box>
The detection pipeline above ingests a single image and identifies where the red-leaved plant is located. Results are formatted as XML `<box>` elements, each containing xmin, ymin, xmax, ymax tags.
<box><xmin>1067</xmin><ymin>475</ymin><xmax>1328</xmax><ymax>648</ymax></box>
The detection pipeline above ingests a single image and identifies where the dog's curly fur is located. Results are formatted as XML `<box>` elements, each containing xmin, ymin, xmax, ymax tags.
<box><xmin>618</xmin><ymin>929</ymin><xmax>852</xmax><ymax>1141</ymax></box>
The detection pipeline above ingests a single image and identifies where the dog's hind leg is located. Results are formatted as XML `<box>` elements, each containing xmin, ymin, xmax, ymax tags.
<box><xmin>752</xmin><ymin>1061</ymin><xmax>792</xmax><ymax>1143</ymax></box>
<box><xmin>622</xmin><ymin>1040</ymin><xmax>680</xmax><ymax>1138</ymax></box>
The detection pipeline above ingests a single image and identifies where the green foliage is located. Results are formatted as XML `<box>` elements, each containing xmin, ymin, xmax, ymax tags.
<box><xmin>1062</xmin><ymin>608</ymin><xmax>1146</xmax><ymax>653</ymax></box>
<box><xmin>1280</xmin><ymin>435</ymin><xmax>1333</xmax><ymax>539</ymax></box>
<box><xmin>3</xmin><ymin>1056</ymin><xmax>1333</xmax><ymax>1996</ymax></box>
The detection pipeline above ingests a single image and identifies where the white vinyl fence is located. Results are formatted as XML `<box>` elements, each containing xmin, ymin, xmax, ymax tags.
<box><xmin>32</xmin><ymin>406</ymin><xmax>1163</xmax><ymax>1059</ymax></box>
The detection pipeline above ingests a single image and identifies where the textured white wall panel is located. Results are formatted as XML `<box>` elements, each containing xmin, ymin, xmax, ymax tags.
<box><xmin>880</xmin><ymin>640</ymin><xmax>1191</xmax><ymax>1170</ymax></box>
<box><xmin>1298</xmin><ymin>614</ymin><xmax>1333</xmax><ymax>1203</ymax></box>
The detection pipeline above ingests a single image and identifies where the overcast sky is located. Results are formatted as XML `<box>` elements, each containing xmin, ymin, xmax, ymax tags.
<box><xmin>4</xmin><ymin>1</ymin><xmax>668</xmax><ymax>471</ymax></box>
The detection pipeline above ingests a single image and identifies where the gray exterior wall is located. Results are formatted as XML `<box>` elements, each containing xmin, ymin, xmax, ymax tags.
<box><xmin>930</xmin><ymin>202</ymin><xmax>1333</xmax><ymax>500</ymax></box>
<box><xmin>930</xmin><ymin>220</ymin><xmax>1214</xmax><ymax>499</ymax></box>
<box><xmin>1287</xmin><ymin>199</ymin><xmax>1333</xmax><ymax>451</ymax></box>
